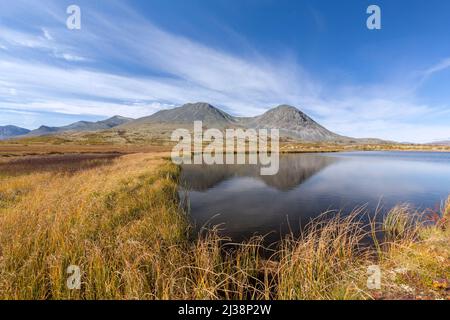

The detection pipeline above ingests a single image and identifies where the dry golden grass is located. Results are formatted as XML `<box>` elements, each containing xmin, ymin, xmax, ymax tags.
<box><xmin>280</xmin><ymin>142</ymin><xmax>450</xmax><ymax>153</ymax></box>
<box><xmin>0</xmin><ymin>152</ymin><xmax>187</xmax><ymax>299</ymax></box>
<box><xmin>0</xmin><ymin>152</ymin><xmax>448</xmax><ymax>300</ymax></box>
<box><xmin>3</xmin><ymin>131</ymin><xmax>450</xmax><ymax>158</ymax></box>
<box><xmin>0</xmin><ymin>143</ymin><xmax>171</xmax><ymax>158</ymax></box>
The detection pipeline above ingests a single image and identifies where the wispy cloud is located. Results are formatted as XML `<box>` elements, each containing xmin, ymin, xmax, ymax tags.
<box><xmin>0</xmin><ymin>26</ymin><xmax>52</xmax><ymax>49</ymax></box>
<box><xmin>41</xmin><ymin>28</ymin><xmax>53</xmax><ymax>41</ymax></box>
<box><xmin>0</xmin><ymin>0</ymin><xmax>449</xmax><ymax>142</ymax></box>
<box><xmin>423</xmin><ymin>57</ymin><xmax>450</xmax><ymax>78</ymax></box>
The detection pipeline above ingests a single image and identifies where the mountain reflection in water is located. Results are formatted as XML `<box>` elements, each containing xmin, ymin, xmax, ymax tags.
<box><xmin>181</xmin><ymin>153</ymin><xmax>338</xmax><ymax>191</ymax></box>
<box><xmin>180</xmin><ymin>154</ymin><xmax>340</xmax><ymax>243</ymax></box>
<box><xmin>180</xmin><ymin>152</ymin><xmax>450</xmax><ymax>244</ymax></box>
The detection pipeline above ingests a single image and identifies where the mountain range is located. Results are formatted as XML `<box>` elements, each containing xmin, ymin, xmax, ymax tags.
<box><xmin>1</xmin><ymin>103</ymin><xmax>385</xmax><ymax>143</ymax></box>
<box><xmin>119</xmin><ymin>102</ymin><xmax>352</xmax><ymax>142</ymax></box>
<box><xmin>428</xmin><ymin>140</ymin><xmax>450</xmax><ymax>146</ymax></box>
<box><xmin>0</xmin><ymin>125</ymin><xmax>31</xmax><ymax>140</ymax></box>
<box><xmin>0</xmin><ymin>115</ymin><xmax>133</xmax><ymax>140</ymax></box>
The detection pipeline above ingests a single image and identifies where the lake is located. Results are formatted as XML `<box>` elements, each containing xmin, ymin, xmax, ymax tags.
<box><xmin>180</xmin><ymin>151</ymin><xmax>450</xmax><ymax>243</ymax></box>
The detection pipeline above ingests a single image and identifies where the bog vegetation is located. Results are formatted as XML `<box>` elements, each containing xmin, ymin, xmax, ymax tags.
<box><xmin>0</xmin><ymin>152</ymin><xmax>448</xmax><ymax>299</ymax></box>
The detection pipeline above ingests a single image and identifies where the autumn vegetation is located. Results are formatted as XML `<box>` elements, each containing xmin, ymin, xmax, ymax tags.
<box><xmin>0</xmin><ymin>147</ymin><xmax>448</xmax><ymax>300</ymax></box>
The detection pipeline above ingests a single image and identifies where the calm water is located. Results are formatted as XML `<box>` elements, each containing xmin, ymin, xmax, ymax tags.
<box><xmin>180</xmin><ymin>152</ymin><xmax>450</xmax><ymax>243</ymax></box>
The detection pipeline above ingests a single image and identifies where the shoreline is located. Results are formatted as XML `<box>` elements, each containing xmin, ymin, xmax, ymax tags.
<box><xmin>1</xmin><ymin>141</ymin><xmax>450</xmax><ymax>158</ymax></box>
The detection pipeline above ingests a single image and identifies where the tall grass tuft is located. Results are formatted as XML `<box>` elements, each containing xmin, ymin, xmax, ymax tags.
<box><xmin>276</xmin><ymin>211</ymin><xmax>371</xmax><ymax>300</ymax></box>
<box><xmin>383</xmin><ymin>205</ymin><xmax>421</xmax><ymax>244</ymax></box>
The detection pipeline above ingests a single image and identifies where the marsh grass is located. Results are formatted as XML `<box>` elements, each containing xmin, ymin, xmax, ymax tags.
<box><xmin>0</xmin><ymin>153</ymin><xmax>121</xmax><ymax>177</ymax></box>
<box><xmin>0</xmin><ymin>153</ymin><xmax>448</xmax><ymax>300</ymax></box>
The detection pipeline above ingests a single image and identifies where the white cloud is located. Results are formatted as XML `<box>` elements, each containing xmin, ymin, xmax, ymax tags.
<box><xmin>423</xmin><ymin>57</ymin><xmax>450</xmax><ymax>77</ymax></box>
<box><xmin>56</xmin><ymin>53</ymin><xmax>87</xmax><ymax>62</ymax></box>
<box><xmin>0</xmin><ymin>0</ymin><xmax>449</xmax><ymax>142</ymax></box>
<box><xmin>0</xmin><ymin>26</ymin><xmax>51</xmax><ymax>49</ymax></box>
<box><xmin>0</xmin><ymin>24</ymin><xmax>89</xmax><ymax>63</ymax></box>
<box><xmin>42</xmin><ymin>28</ymin><xmax>53</xmax><ymax>41</ymax></box>
<box><xmin>4</xmin><ymin>100</ymin><xmax>170</xmax><ymax>119</ymax></box>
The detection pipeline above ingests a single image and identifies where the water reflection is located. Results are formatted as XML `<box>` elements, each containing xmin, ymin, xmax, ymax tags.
<box><xmin>180</xmin><ymin>154</ymin><xmax>340</xmax><ymax>242</ymax></box>
<box><xmin>181</xmin><ymin>153</ymin><xmax>339</xmax><ymax>191</ymax></box>
<box><xmin>181</xmin><ymin>152</ymin><xmax>450</xmax><ymax>243</ymax></box>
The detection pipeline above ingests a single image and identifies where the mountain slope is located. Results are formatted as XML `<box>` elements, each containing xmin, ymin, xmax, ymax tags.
<box><xmin>0</xmin><ymin>125</ymin><xmax>31</xmax><ymax>140</ymax></box>
<box><xmin>122</xmin><ymin>102</ymin><xmax>349</xmax><ymax>142</ymax></box>
<box><xmin>428</xmin><ymin>140</ymin><xmax>450</xmax><ymax>146</ymax></box>
<box><xmin>27</xmin><ymin>126</ymin><xmax>60</xmax><ymax>137</ymax></box>
<box><xmin>124</xmin><ymin>103</ymin><xmax>236</xmax><ymax>129</ymax></box>
<box><xmin>26</xmin><ymin>115</ymin><xmax>133</xmax><ymax>137</ymax></box>
<box><xmin>3</xmin><ymin>103</ymin><xmax>383</xmax><ymax>143</ymax></box>
<box><xmin>241</xmin><ymin>105</ymin><xmax>346</xmax><ymax>141</ymax></box>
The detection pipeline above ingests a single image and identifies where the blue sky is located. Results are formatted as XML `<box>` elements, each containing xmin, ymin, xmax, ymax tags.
<box><xmin>1</xmin><ymin>0</ymin><xmax>450</xmax><ymax>142</ymax></box>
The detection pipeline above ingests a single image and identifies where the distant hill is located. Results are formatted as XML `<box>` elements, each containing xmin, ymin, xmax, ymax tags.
<box><xmin>121</xmin><ymin>102</ymin><xmax>353</xmax><ymax>142</ymax></box>
<box><xmin>125</xmin><ymin>103</ymin><xmax>237</xmax><ymax>129</ymax></box>
<box><xmin>0</xmin><ymin>125</ymin><xmax>31</xmax><ymax>140</ymax></box>
<box><xmin>27</xmin><ymin>125</ymin><xmax>60</xmax><ymax>137</ymax></box>
<box><xmin>2</xmin><ymin>103</ymin><xmax>390</xmax><ymax>144</ymax></box>
<box><xmin>239</xmin><ymin>105</ymin><xmax>346</xmax><ymax>141</ymax></box>
<box><xmin>428</xmin><ymin>140</ymin><xmax>450</xmax><ymax>146</ymax></box>
<box><xmin>25</xmin><ymin>115</ymin><xmax>133</xmax><ymax>137</ymax></box>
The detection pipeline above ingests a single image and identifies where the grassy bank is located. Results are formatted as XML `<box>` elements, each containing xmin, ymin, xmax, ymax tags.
<box><xmin>3</xmin><ymin>135</ymin><xmax>450</xmax><ymax>158</ymax></box>
<box><xmin>0</xmin><ymin>153</ymin><xmax>448</xmax><ymax>299</ymax></box>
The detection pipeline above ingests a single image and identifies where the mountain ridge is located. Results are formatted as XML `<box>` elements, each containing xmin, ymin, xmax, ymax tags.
<box><xmin>127</xmin><ymin>103</ymin><xmax>237</xmax><ymax>128</ymax></box>
<box><xmin>24</xmin><ymin>115</ymin><xmax>133</xmax><ymax>137</ymax></box>
<box><xmin>2</xmin><ymin>103</ymin><xmax>389</xmax><ymax>143</ymax></box>
<box><xmin>427</xmin><ymin>140</ymin><xmax>450</xmax><ymax>146</ymax></box>
<box><xmin>0</xmin><ymin>125</ymin><xmax>31</xmax><ymax>140</ymax></box>
<box><xmin>120</xmin><ymin>102</ymin><xmax>351</xmax><ymax>142</ymax></box>
<box><xmin>239</xmin><ymin>105</ymin><xmax>345</xmax><ymax>141</ymax></box>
